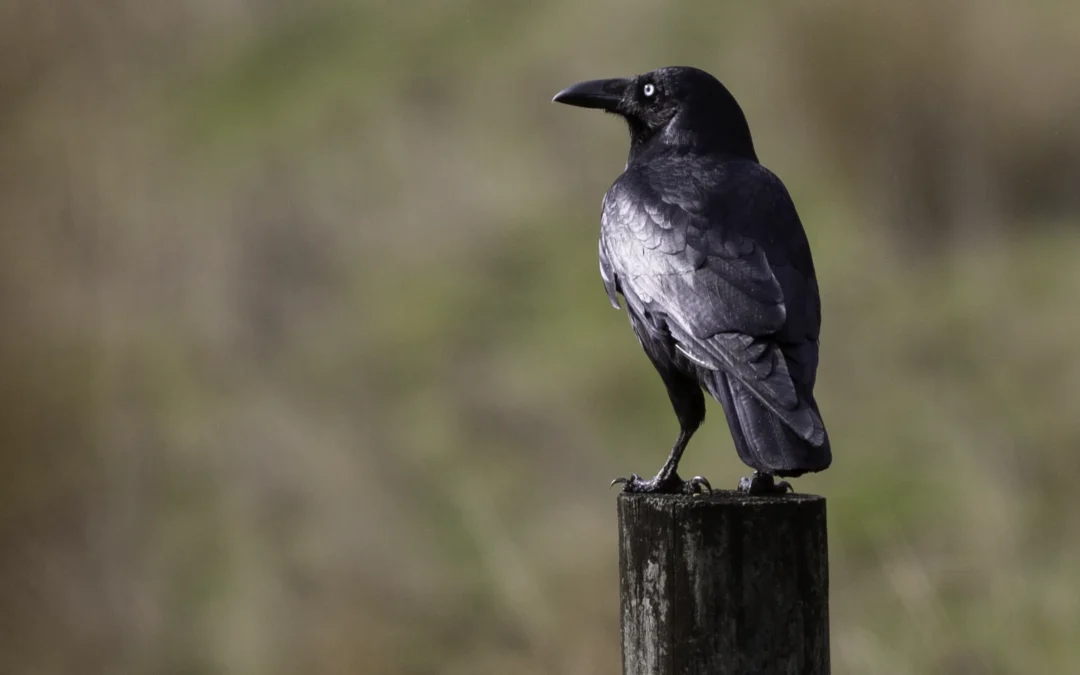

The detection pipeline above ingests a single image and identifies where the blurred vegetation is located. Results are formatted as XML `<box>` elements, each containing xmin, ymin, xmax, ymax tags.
<box><xmin>2</xmin><ymin>1</ymin><xmax>1079</xmax><ymax>674</ymax></box>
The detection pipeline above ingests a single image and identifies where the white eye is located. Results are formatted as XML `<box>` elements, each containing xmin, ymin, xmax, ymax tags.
<box><xmin>642</xmin><ymin>83</ymin><xmax>656</xmax><ymax>97</ymax></box>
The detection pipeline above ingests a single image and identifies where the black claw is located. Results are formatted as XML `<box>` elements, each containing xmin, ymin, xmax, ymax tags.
<box><xmin>610</xmin><ymin>472</ymin><xmax>711</xmax><ymax>494</ymax></box>
<box><xmin>685</xmin><ymin>475</ymin><xmax>712</xmax><ymax>494</ymax></box>
<box><xmin>737</xmin><ymin>471</ymin><xmax>793</xmax><ymax>495</ymax></box>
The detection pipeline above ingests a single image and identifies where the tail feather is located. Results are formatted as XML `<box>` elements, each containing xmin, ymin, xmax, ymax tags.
<box><xmin>706</xmin><ymin>371</ymin><xmax>831</xmax><ymax>477</ymax></box>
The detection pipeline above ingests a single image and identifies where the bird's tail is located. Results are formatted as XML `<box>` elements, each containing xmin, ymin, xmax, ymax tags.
<box><xmin>706</xmin><ymin>371</ymin><xmax>831</xmax><ymax>477</ymax></box>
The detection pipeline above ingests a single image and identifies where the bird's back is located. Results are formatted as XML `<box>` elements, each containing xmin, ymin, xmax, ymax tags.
<box><xmin>601</xmin><ymin>150</ymin><xmax>831</xmax><ymax>475</ymax></box>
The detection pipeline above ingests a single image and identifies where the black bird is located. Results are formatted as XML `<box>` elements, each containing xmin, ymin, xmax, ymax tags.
<box><xmin>553</xmin><ymin>67</ymin><xmax>831</xmax><ymax>494</ymax></box>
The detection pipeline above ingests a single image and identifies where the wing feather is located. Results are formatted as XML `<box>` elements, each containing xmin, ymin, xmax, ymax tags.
<box><xmin>600</xmin><ymin>162</ymin><xmax>824</xmax><ymax>445</ymax></box>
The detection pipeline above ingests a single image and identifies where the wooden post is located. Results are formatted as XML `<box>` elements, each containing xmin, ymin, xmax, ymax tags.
<box><xmin>618</xmin><ymin>491</ymin><xmax>829</xmax><ymax>675</ymax></box>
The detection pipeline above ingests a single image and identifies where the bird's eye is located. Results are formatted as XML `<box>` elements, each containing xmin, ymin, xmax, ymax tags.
<box><xmin>642</xmin><ymin>83</ymin><xmax>656</xmax><ymax>98</ymax></box>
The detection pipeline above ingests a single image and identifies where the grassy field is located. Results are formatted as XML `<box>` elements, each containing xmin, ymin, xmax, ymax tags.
<box><xmin>2</xmin><ymin>1</ymin><xmax>1079</xmax><ymax>673</ymax></box>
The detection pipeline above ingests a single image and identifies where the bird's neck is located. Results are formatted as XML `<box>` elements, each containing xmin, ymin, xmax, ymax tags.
<box><xmin>628</xmin><ymin>111</ymin><xmax>758</xmax><ymax>164</ymax></box>
<box><xmin>624</xmin><ymin>118</ymin><xmax>662</xmax><ymax>164</ymax></box>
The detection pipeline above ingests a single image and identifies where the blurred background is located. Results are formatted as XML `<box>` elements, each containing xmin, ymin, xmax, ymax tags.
<box><xmin>2</xmin><ymin>1</ymin><xmax>1079</xmax><ymax>673</ymax></box>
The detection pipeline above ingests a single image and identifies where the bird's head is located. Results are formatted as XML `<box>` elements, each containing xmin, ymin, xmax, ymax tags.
<box><xmin>552</xmin><ymin>66</ymin><xmax>756</xmax><ymax>162</ymax></box>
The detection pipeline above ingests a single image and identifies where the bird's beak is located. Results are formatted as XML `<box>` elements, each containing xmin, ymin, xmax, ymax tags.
<box><xmin>551</xmin><ymin>78</ymin><xmax>630</xmax><ymax>112</ymax></box>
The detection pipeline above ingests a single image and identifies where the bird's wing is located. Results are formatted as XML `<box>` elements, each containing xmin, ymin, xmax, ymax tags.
<box><xmin>598</xmin><ymin>237</ymin><xmax>621</xmax><ymax>309</ymax></box>
<box><xmin>601</xmin><ymin>167</ymin><xmax>824</xmax><ymax>444</ymax></box>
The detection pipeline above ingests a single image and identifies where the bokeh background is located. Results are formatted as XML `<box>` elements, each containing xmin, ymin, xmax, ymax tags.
<box><xmin>3</xmin><ymin>1</ymin><xmax>1080</xmax><ymax>673</ymax></box>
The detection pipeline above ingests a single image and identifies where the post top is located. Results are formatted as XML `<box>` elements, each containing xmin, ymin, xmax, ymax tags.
<box><xmin>618</xmin><ymin>490</ymin><xmax>824</xmax><ymax>508</ymax></box>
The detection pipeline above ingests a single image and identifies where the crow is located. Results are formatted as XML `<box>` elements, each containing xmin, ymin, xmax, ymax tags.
<box><xmin>553</xmin><ymin>67</ymin><xmax>831</xmax><ymax>494</ymax></box>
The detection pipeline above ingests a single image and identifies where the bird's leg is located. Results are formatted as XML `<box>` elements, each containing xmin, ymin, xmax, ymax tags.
<box><xmin>652</xmin><ymin>427</ymin><xmax>691</xmax><ymax>484</ymax></box>
<box><xmin>737</xmin><ymin>471</ymin><xmax>793</xmax><ymax>495</ymax></box>
<box><xmin>612</xmin><ymin>334</ymin><xmax>709</xmax><ymax>494</ymax></box>
<box><xmin>611</xmin><ymin>428</ymin><xmax>711</xmax><ymax>494</ymax></box>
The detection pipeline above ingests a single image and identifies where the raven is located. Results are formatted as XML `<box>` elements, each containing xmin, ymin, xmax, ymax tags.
<box><xmin>553</xmin><ymin>67</ymin><xmax>831</xmax><ymax>494</ymax></box>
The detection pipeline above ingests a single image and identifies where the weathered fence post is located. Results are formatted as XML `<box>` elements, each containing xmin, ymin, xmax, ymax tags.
<box><xmin>618</xmin><ymin>491</ymin><xmax>829</xmax><ymax>675</ymax></box>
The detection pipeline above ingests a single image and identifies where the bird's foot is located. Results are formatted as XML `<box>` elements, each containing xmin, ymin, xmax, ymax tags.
<box><xmin>611</xmin><ymin>472</ymin><xmax>711</xmax><ymax>495</ymax></box>
<box><xmin>737</xmin><ymin>471</ymin><xmax>793</xmax><ymax>495</ymax></box>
